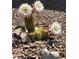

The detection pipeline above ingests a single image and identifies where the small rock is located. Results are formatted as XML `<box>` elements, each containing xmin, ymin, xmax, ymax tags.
<box><xmin>30</xmin><ymin>43</ymin><xmax>37</xmax><ymax>48</ymax></box>
<box><xmin>14</xmin><ymin>28</ymin><xmax>22</xmax><ymax>36</ymax></box>
<box><xmin>23</xmin><ymin>45</ymin><xmax>30</xmax><ymax>49</ymax></box>
<box><xmin>20</xmin><ymin>32</ymin><xmax>31</xmax><ymax>43</ymax></box>
<box><xmin>34</xmin><ymin>41</ymin><xmax>44</xmax><ymax>44</ymax></box>
<box><xmin>14</xmin><ymin>57</ymin><xmax>18</xmax><ymax>59</ymax></box>
<box><xmin>42</xmin><ymin>48</ymin><xmax>60</xmax><ymax>59</ymax></box>
<box><xmin>50</xmin><ymin>51</ymin><xmax>60</xmax><ymax>59</ymax></box>
<box><xmin>12</xmin><ymin>25</ymin><xmax>18</xmax><ymax>30</ymax></box>
<box><xmin>61</xmin><ymin>58</ymin><xmax>65</xmax><ymax>59</ymax></box>
<box><xmin>20</xmin><ymin>32</ymin><xmax>26</xmax><ymax>39</ymax></box>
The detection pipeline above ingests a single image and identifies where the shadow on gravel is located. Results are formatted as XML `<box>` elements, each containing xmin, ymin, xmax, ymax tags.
<box><xmin>12</xmin><ymin>0</ymin><xmax>66</xmax><ymax>12</ymax></box>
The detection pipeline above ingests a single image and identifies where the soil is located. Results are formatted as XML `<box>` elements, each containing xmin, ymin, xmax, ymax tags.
<box><xmin>12</xmin><ymin>8</ymin><xmax>66</xmax><ymax>59</ymax></box>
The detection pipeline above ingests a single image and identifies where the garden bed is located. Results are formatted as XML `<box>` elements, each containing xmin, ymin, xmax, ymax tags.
<box><xmin>12</xmin><ymin>8</ymin><xmax>66</xmax><ymax>59</ymax></box>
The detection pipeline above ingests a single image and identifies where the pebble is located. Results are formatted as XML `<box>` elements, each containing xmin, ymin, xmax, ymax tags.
<box><xmin>12</xmin><ymin>25</ymin><xmax>18</xmax><ymax>30</ymax></box>
<box><xmin>61</xmin><ymin>58</ymin><xmax>65</xmax><ymax>59</ymax></box>
<box><xmin>30</xmin><ymin>43</ymin><xmax>37</xmax><ymax>48</ymax></box>
<box><xmin>14</xmin><ymin>28</ymin><xmax>22</xmax><ymax>36</ymax></box>
<box><xmin>20</xmin><ymin>32</ymin><xmax>31</xmax><ymax>43</ymax></box>
<box><xmin>14</xmin><ymin>57</ymin><xmax>18</xmax><ymax>59</ymax></box>
<box><xmin>42</xmin><ymin>48</ymin><xmax>60</xmax><ymax>59</ymax></box>
<box><xmin>23</xmin><ymin>45</ymin><xmax>30</xmax><ymax>49</ymax></box>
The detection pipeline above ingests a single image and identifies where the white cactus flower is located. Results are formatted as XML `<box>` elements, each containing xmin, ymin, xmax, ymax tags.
<box><xmin>34</xmin><ymin>1</ymin><xmax>44</xmax><ymax>12</ymax></box>
<box><xmin>50</xmin><ymin>22</ymin><xmax>61</xmax><ymax>34</ymax></box>
<box><xmin>18</xmin><ymin>3</ymin><xmax>33</xmax><ymax>16</ymax></box>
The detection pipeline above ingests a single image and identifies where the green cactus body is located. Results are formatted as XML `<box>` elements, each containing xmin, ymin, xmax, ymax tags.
<box><xmin>24</xmin><ymin>15</ymin><xmax>35</xmax><ymax>33</ymax></box>
<box><xmin>29</xmin><ymin>27</ymin><xmax>48</xmax><ymax>40</ymax></box>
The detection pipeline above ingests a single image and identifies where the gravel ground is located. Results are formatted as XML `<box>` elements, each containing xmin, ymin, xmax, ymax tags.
<box><xmin>12</xmin><ymin>8</ymin><xmax>66</xmax><ymax>59</ymax></box>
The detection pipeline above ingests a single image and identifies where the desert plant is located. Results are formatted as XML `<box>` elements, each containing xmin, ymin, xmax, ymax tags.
<box><xmin>18</xmin><ymin>3</ymin><xmax>34</xmax><ymax>33</ymax></box>
<box><xmin>24</xmin><ymin>15</ymin><xmax>35</xmax><ymax>33</ymax></box>
<box><xmin>29</xmin><ymin>27</ymin><xmax>48</xmax><ymax>40</ymax></box>
<box><xmin>18</xmin><ymin>1</ymin><xmax>44</xmax><ymax>33</ymax></box>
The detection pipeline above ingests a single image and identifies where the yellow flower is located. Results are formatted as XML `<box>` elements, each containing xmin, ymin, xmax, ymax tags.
<box><xmin>18</xmin><ymin>3</ymin><xmax>33</xmax><ymax>16</ymax></box>
<box><xmin>34</xmin><ymin>1</ymin><xmax>44</xmax><ymax>12</ymax></box>
<box><xmin>50</xmin><ymin>22</ymin><xmax>61</xmax><ymax>34</ymax></box>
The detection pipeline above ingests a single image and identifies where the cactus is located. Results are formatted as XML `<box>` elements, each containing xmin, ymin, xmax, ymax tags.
<box><xmin>38</xmin><ymin>27</ymin><xmax>48</xmax><ymax>39</ymax></box>
<box><xmin>29</xmin><ymin>27</ymin><xmax>48</xmax><ymax>40</ymax></box>
<box><xmin>24</xmin><ymin>15</ymin><xmax>35</xmax><ymax>33</ymax></box>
